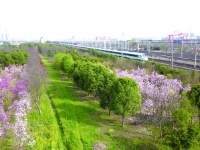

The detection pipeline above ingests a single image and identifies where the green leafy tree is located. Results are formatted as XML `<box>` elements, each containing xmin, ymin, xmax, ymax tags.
<box><xmin>72</xmin><ymin>62</ymin><xmax>109</xmax><ymax>96</ymax></box>
<box><xmin>54</xmin><ymin>53</ymin><xmax>66</xmax><ymax>70</ymax></box>
<box><xmin>110</xmin><ymin>77</ymin><xmax>141</xmax><ymax>127</ymax></box>
<box><xmin>0</xmin><ymin>52</ymin><xmax>4</xmax><ymax>67</ymax></box>
<box><xmin>167</xmin><ymin>94</ymin><xmax>199</xmax><ymax>149</ymax></box>
<box><xmin>172</xmin><ymin>94</ymin><xmax>193</xmax><ymax>127</ymax></box>
<box><xmin>37</xmin><ymin>43</ymin><xmax>43</xmax><ymax>54</ymax></box>
<box><xmin>72</xmin><ymin>61</ymin><xmax>84</xmax><ymax>88</ymax></box>
<box><xmin>140</xmin><ymin>41</ymin><xmax>147</xmax><ymax>50</ymax></box>
<box><xmin>4</xmin><ymin>53</ymin><xmax>15</xmax><ymax>66</ymax></box>
<box><xmin>160</xmin><ymin>43</ymin><xmax>167</xmax><ymax>51</ymax></box>
<box><xmin>11</xmin><ymin>50</ymin><xmax>28</xmax><ymax>65</ymax></box>
<box><xmin>72</xmin><ymin>62</ymin><xmax>97</xmax><ymax>93</ymax></box>
<box><xmin>60</xmin><ymin>53</ymin><xmax>74</xmax><ymax>76</ymax></box>
<box><xmin>190</xmin><ymin>70</ymin><xmax>200</xmax><ymax>85</ymax></box>
<box><xmin>81</xmin><ymin>63</ymin><xmax>97</xmax><ymax>93</ymax></box>
<box><xmin>0</xmin><ymin>50</ymin><xmax>28</xmax><ymax>67</ymax></box>
<box><xmin>129</xmin><ymin>39</ymin><xmax>137</xmax><ymax>50</ymax></box>
<box><xmin>97</xmin><ymin>68</ymin><xmax>116</xmax><ymax>115</ymax></box>
<box><xmin>188</xmin><ymin>83</ymin><xmax>200</xmax><ymax>126</ymax></box>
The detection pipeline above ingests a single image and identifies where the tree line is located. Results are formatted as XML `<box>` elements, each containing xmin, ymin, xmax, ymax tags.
<box><xmin>37</xmin><ymin>43</ymin><xmax>200</xmax><ymax>86</ymax></box>
<box><xmin>53</xmin><ymin>51</ymin><xmax>141</xmax><ymax>127</ymax></box>
<box><xmin>0</xmin><ymin>50</ymin><xmax>28</xmax><ymax>67</ymax></box>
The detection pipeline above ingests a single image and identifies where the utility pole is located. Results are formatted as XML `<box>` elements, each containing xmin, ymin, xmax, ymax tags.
<box><xmin>117</xmin><ymin>40</ymin><xmax>119</xmax><ymax>50</ymax></box>
<box><xmin>181</xmin><ymin>39</ymin><xmax>183</xmax><ymax>59</ymax></box>
<box><xmin>137</xmin><ymin>40</ymin><xmax>140</xmax><ymax>52</ymax></box>
<box><xmin>194</xmin><ymin>39</ymin><xmax>197</xmax><ymax>68</ymax></box>
<box><xmin>148</xmin><ymin>41</ymin><xmax>151</xmax><ymax>54</ymax></box>
<box><xmin>171</xmin><ymin>39</ymin><xmax>174</xmax><ymax>69</ymax></box>
<box><xmin>125</xmin><ymin>40</ymin><xmax>126</xmax><ymax>51</ymax></box>
<box><xmin>5</xmin><ymin>30</ymin><xmax>8</xmax><ymax>50</ymax></box>
<box><xmin>121</xmin><ymin>40</ymin><xmax>123</xmax><ymax>56</ymax></box>
<box><xmin>128</xmin><ymin>40</ymin><xmax>130</xmax><ymax>51</ymax></box>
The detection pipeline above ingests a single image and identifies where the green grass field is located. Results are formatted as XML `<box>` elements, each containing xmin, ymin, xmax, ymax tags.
<box><xmin>27</xmin><ymin>93</ymin><xmax>65</xmax><ymax>149</ymax></box>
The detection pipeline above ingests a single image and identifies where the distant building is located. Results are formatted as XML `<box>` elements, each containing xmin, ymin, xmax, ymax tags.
<box><xmin>190</xmin><ymin>32</ymin><xmax>195</xmax><ymax>37</ymax></box>
<box><xmin>1</xmin><ymin>34</ymin><xmax>3</xmax><ymax>41</ymax></box>
<box><xmin>197</xmin><ymin>36</ymin><xmax>200</xmax><ymax>40</ymax></box>
<box><xmin>10</xmin><ymin>41</ymin><xmax>21</xmax><ymax>46</ymax></box>
<box><xmin>40</xmin><ymin>37</ymin><xmax>45</xmax><ymax>43</ymax></box>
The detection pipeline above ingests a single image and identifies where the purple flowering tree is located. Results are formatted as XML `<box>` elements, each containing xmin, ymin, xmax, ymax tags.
<box><xmin>0</xmin><ymin>65</ymin><xmax>34</xmax><ymax>148</ymax></box>
<box><xmin>116</xmin><ymin>68</ymin><xmax>191</xmax><ymax>137</ymax></box>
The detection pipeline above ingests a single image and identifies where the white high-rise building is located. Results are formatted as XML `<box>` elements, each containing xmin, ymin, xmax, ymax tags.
<box><xmin>1</xmin><ymin>34</ymin><xmax>3</xmax><ymax>41</ymax></box>
<box><xmin>40</xmin><ymin>37</ymin><xmax>45</xmax><ymax>43</ymax></box>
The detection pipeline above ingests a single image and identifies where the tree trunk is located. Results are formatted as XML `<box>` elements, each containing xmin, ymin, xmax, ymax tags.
<box><xmin>172</xmin><ymin>121</ymin><xmax>175</xmax><ymax>129</ymax></box>
<box><xmin>159</xmin><ymin>122</ymin><xmax>162</xmax><ymax>138</ymax></box>
<box><xmin>121</xmin><ymin>114</ymin><xmax>125</xmax><ymax>127</ymax></box>
<box><xmin>198</xmin><ymin>109</ymin><xmax>200</xmax><ymax>126</ymax></box>
<box><xmin>106</xmin><ymin>94</ymin><xmax>111</xmax><ymax>116</ymax></box>
<box><xmin>121</xmin><ymin>106</ymin><xmax>126</xmax><ymax>127</ymax></box>
<box><xmin>108</xmin><ymin>109</ymin><xmax>111</xmax><ymax>116</ymax></box>
<box><xmin>160</xmin><ymin>105</ymin><xmax>163</xmax><ymax>117</ymax></box>
<box><xmin>158</xmin><ymin>118</ymin><xmax>163</xmax><ymax>138</ymax></box>
<box><xmin>94</xmin><ymin>93</ymin><xmax>98</xmax><ymax>100</ymax></box>
<box><xmin>190</xmin><ymin>116</ymin><xmax>193</xmax><ymax>124</ymax></box>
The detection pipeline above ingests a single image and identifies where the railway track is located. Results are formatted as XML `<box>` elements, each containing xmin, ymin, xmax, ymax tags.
<box><xmin>69</xmin><ymin>44</ymin><xmax>200</xmax><ymax>72</ymax></box>
<box><xmin>149</xmin><ymin>56</ymin><xmax>200</xmax><ymax>72</ymax></box>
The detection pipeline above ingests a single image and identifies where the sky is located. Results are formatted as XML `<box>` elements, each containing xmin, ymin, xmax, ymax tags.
<box><xmin>0</xmin><ymin>0</ymin><xmax>200</xmax><ymax>41</ymax></box>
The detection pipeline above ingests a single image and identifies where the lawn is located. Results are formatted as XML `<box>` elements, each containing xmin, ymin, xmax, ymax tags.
<box><xmin>27</xmin><ymin>93</ymin><xmax>65</xmax><ymax>150</ymax></box>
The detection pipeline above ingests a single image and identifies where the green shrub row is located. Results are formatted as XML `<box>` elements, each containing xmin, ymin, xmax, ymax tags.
<box><xmin>53</xmin><ymin>52</ymin><xmax>141</xmax><ymax>128</ymax></box>
<box><xmin>37</xmin><ymin>43</ymin><xmax>73</xmax><ymax>57</ymax></box>
<box><xmin>77</xmin><ymin>48</ymin><xmax>200</xmax><ymax>85</ymax></box>
<box><xmin>0</xmin><ymin>50</ymin><xmax>29</xmax><ymax>67</ymax></box>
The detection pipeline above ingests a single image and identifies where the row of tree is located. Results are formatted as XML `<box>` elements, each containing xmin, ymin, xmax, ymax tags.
<box><xmin>27</xmin><ymin>48</ymin><xmax>48</xmax><ymax>115</ymax></box>
<box><xmin>76</xmin><ymin>47</ymin><xmax>200</xmax><ymax>86</ymax></box>
<box><xmin>0</xmin><ymin>50</ymin><xmax>29</xmax><ymax>67</ymax></box>
<box><xmin>53</xmin><ymin>52</ymin><xmax>141</xmax><ymax>127</ymax></box>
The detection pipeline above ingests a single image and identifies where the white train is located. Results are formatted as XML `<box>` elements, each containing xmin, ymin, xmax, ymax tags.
<box><xmin>73</xmin><ymin>45</ymin><xmax>148</xmax><ymax>61</ymax></box>
<box><xmin>98</xmin><ymin>49</ymin><xmax>148</xmax><ymax>61</ymax></box>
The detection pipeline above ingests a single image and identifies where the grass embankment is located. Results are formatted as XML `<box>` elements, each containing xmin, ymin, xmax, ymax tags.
<box><xmin>27</xmin><ymin>93</ymin><xmax>65</xmax><ymax>149</ymax></box>
<box><xmin>32</xmin><ymin>57</ymin><xmax>170</xmax><ymax>150</ymax></box>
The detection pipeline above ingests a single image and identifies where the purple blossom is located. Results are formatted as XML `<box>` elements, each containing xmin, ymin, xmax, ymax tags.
<box><xmin>183</xmin><ymin>84</ymin><xmax>191</xmax><ymax>92</ymax></box>
<box><xmin>116</xmin><ymin>68</ymin><xmax>190</xmax><ymax>115</ymax></box>
<box><xmin>0</xmin><ymin>106</ymin><xmax>9</xmax><ymax>122</ymax></box>
<box><xmin>15</xmin><ymin>80</ymin><xmax>28</xmax><ymax>94</ymax></box>
<box><xmin>143</xmin><ymin>99</ymin><xmax>154</xmax><ymax>108</ymax></box>
<box><xmin>7</xmin><ymin>65</ymin><xmax>12</xmax><ymax>69</ymax></box>
<box><xmin>0</xmin><ymin>65</ymin><xmax>34</xmax><ymax>146</ymax></box>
